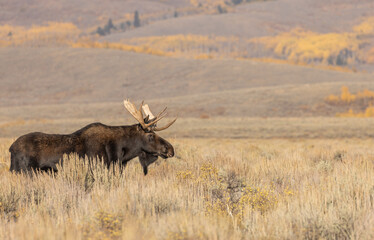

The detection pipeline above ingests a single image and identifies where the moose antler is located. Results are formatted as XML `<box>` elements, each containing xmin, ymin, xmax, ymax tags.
<box><xmin>142</xmin><ymin>104</ymin><xmax>177</xmax><ymax>131</ymax></box>
<box><xmin>124</xmin><ymin>99</ymin><xmax>177</xmax><ymax>131</ymax></box>
<box><xmin>153</xmin><ymin>117</ymin><xmax>177</xmax><ymax>131</ymax></box>
<box><xmin>142</xmin><ymin>104</ymin><xmax>155</xmax><ymax>120</ymax></box>
<box><xmin>124</xmin><ymin>99</ymin><xmax>147</xmax><ymax>129</ymax></box>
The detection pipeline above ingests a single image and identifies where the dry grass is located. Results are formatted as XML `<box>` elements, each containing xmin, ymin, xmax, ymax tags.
<box><xmin>0</xmin><ymin>137</ymin><xmax>373</xmax><ymax>239</ymax></box>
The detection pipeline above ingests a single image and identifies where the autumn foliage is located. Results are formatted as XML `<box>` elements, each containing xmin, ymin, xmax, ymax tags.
<box><xmin>251</xmin><ymin>29</ymin><xmax>359</xmax><ymax>66</ymax></box>
<box><xmin>250</xmin><ymin>17</ymin><xmax>374</xmax><ymax>68</ymax></box>
<box><xmin>325</xmin><ymin>86</ymin><xmax>374</xmax><ymax>117</ymax></box>
<box><xmin>71</xmin><ymin>38</ymin><xmax>169</xmax><ymax>57</ymax></box>
<box><xmin>0</xmin><ymin>22</ymin><xmax>80</xmax><ymax>47</ymax></box>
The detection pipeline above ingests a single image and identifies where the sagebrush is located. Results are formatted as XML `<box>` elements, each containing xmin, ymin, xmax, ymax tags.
<box><xmin>0</xmin><ymin>138</ymin><xmax>373</xmax><ymax>239</ymax></box>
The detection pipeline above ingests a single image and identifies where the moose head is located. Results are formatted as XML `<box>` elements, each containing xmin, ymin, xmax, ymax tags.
<box><xmin>124</xmin><ymin>100</ymin><xmax>177</xmax><ymax>174</ymax></box>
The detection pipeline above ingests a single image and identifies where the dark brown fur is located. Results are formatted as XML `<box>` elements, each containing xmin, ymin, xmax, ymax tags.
<box><xmin>9</xmin><ymin>122</ymin><xmax>174</xmax><ymax>175</ymax></box>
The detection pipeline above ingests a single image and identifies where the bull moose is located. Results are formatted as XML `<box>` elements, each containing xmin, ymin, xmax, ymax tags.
<box><xmin>9</xmin><ymin>100</ymin><xmax>176</xmax><ymax>175</ymax></box>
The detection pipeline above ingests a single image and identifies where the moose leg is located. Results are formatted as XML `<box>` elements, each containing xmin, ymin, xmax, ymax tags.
<box><xmin>9</xmin><ymin>153</ymin><xmax>18</xmax><ymax>172</ymax></box>
<box><xmin>39</xmin><ymin>166</ymin><xmax>58</xmax><ymax>173</ymax></box>
<box><xmin>118</xmin><ymin>161</ymin><xmax>127</xmax><ymax>174</ymax></box>
<box><xmin>105</xmin><ymin>143</ymin><xmax>118</xmax><ymax>175</ymax></box>
<box><xmin>10</xmin><ymin>152</ymin><xmax>29</xmax><ymax>173</ymax></box>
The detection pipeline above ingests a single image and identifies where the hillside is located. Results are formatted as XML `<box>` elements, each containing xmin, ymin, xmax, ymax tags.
<box><xmin>0</xmin><ymin>0</ymin><xmax>189</xmax><ymax>28</ymax></box>
<box><xmin>98</xmin><ymin>0</ymin><xmax>374</xmax><ymax>71</ymax></box>
<box><xmin>1</xmin><ymin>0</ymin><xmax>374</xmax><ymax>135</ymax></box>
<box><xmin>0</xmin><ymin>47</ymin><xmax>373</xmax><ymax>120</ymax></box>
<box><xmin>3</xmin><ymin>0</ymin><xmax>371</xmax><ymax>37</ymax></box>
<box><xmin>102</xmin><ymin>0</ymin><xmax>374</xmax><ymax>39</ymax></box>
<box><xmin>1</xmin><ymin>0</ymin><xmax>373</xmax><ymax>71</ymax></box>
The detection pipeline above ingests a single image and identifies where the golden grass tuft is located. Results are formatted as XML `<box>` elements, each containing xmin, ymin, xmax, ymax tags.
<box><xmin>353</xmin><ymin>17</ymin><xmax>374</xmax><ymax>35</ymax></box>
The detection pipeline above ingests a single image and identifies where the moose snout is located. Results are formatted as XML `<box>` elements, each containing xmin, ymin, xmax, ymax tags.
<box><xmin>162</xmin><ymin>145</ymin><xmax>174</xmax><ymax>158</ymax></box>
<box><xmin>167</xmin><ymin>145</ymin><xmax>174</xmax><ymax>157</ymax></box>
<box><xmin>167</xmin><ymin>148</ymin><xmax>174</xmax><ymax>158</ymax></box>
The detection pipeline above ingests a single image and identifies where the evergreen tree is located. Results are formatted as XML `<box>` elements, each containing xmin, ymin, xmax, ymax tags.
<box><xmin>217</xmin><ymin>5</ymin><xmax>225</xmax><ymax>14</ymax></box>
<box><xmin>104</xmin><ymin>18</ymin><xmax>115</xmax><ymax>34</ymax></box>
<box><xmin>231</xmin><ymin>0</ymin><xmax>242</xmax><ymax>5</ymax></box>
<box><xmin>134</xmin><ymin>11</ymin><xmax>140</xmax><ymax>28</ymax></box>
<box><xmin>96</xmin><ymin>27</ymin><xmax>106</xmax><ymax>36</ymax></box>
<box><xmin>120</xmin><ymin>22</ymin><xmax>126</xmax><ymax>30</ymax></box>
<box><xmin>107</xmin><ymin>19</ymin><xmax>114</xmax><ymax>29</ymax></box>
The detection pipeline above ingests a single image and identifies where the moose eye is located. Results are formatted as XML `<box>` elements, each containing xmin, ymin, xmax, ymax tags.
<box><xmin>148</xmin><ymin>134</ymin><xmax>155</xmax><ymax>142</ymax></box>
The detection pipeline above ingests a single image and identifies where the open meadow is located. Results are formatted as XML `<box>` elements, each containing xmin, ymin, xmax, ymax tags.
<box><xmin>1</xmin><ymin>120</ymin><xmax>374</xmax><ymax>239</ymax></box>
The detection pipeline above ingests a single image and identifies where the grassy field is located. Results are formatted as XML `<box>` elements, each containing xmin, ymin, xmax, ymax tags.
<box><xmin>0</xmin><ymin>135</ymin><xmax>373</xmax><ymax>239</ymax></box>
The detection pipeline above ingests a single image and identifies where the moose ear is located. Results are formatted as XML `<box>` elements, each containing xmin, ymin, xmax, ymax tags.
<box><xmin>143</xmin><ymin>115</ymin><xmax>150</xmax><ymax>123</ymax></box>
